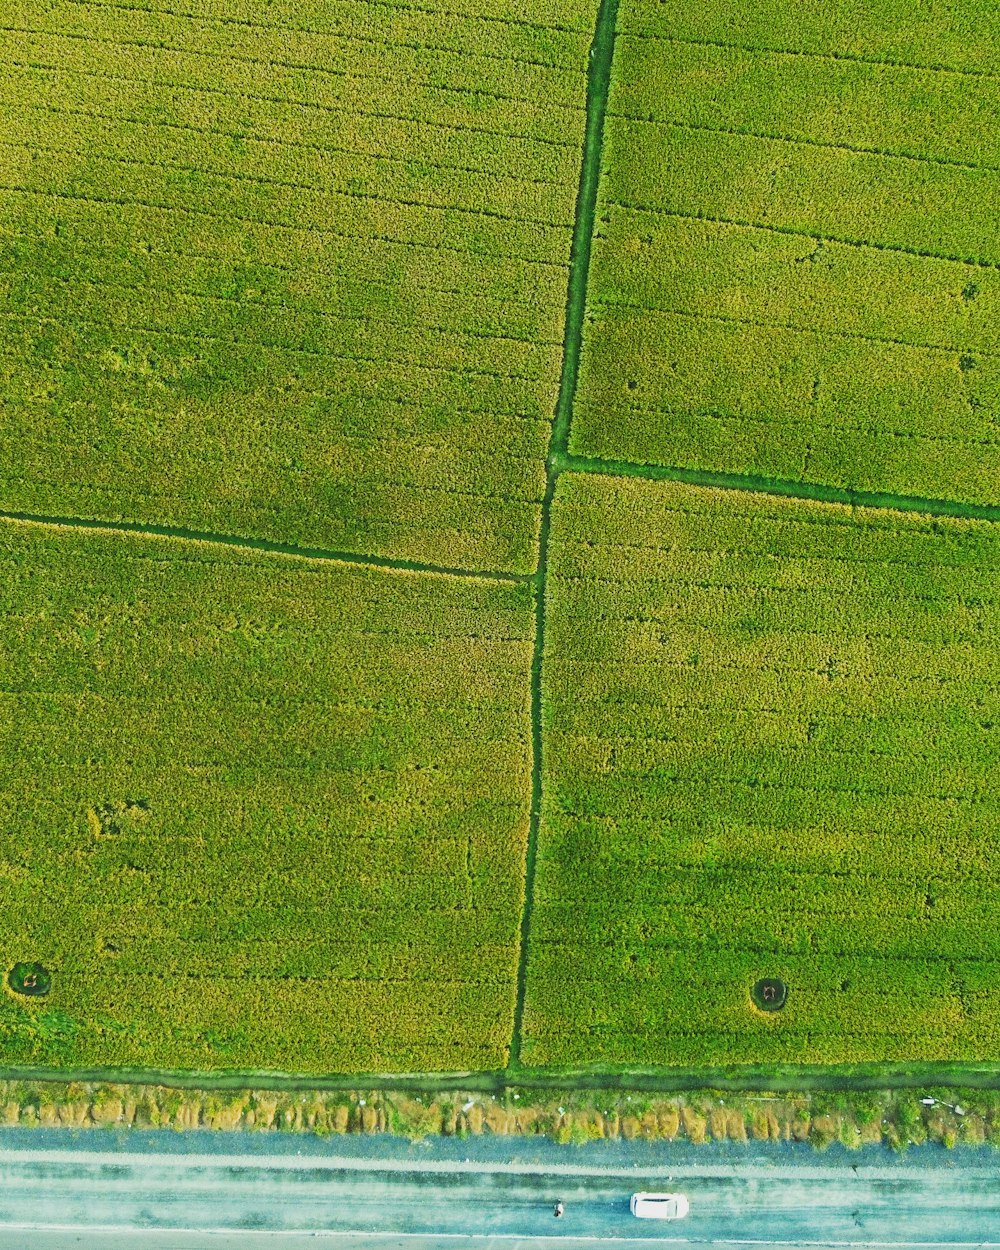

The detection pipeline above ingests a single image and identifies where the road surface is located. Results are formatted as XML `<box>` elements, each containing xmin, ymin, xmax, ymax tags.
<box><xmin>0</xmin><ymin>1128</ymin><xmax>997</xmax><ymax>1247</ymax></box>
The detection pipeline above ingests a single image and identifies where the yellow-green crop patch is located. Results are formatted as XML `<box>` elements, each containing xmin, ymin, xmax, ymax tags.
<box><xmin>571</xmin><ymin>0</ymin><xmax>1000</xmax><ymax>506</ymax></box>
<box><xmin>0</xmin><ymin>522</ymin><xmax>533</xmax><ymax>1071</ymax></box>
<box><xmin>0</xmin><ymin>0</ymin><xmax>595</xmax><ymax>574</ymax></box>
<box><xmin>522</xmin><ymin>473</ymin><xmax>1000</xmax><ymax>1067</ymax></box>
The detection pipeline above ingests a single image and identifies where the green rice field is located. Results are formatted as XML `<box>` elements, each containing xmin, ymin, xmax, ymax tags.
<box><xmin>1</xmin><ymin>0</ymin><xmax>999</xmax><ymax>1077</ymax></box>
<box><xmin>523</xmin><ymin>474</ymin><xmax>1000</xmax><ymax>1067</ymax></box>
<box><xmin>574</xmin><ymin>0</ymin><xmax>1000</xmax><ymax>506</ymax></box>
<box><xmin>0</xmin><ymin>0</ymin><xmax>594</xmax><ymax>574</ymax></box>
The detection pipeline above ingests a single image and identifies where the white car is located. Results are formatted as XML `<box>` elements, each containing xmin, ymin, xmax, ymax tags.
<box><xmin>630</xmin><ymin>1191</ymin><xmax>690</xmax><ymax>1220</ymax></box>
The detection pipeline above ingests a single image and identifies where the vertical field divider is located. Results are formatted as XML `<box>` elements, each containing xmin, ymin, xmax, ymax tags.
<box><xmin>508</xmin><ymin>0</ymin><xmax>621</xmax><ymax>1068</ymax></box>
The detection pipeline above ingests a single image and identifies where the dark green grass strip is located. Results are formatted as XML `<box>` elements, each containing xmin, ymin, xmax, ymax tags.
<box><xmin>0</xmin><ymin>508</ymin><xmax>531</xmax><ymax>583</ymax></box>
<box><xmin>508</xmin><ymin>0</ymin><xmax>621</xmax><ymax>1069</ymax></box>
<box><xmin>6</xmin><ymin>1060</ymin><xmax>1000</xmax><ymax>1094</ymax></box>
<box><xmin>558</xmin><ymin>453</ymin><xmax>1000</xmax><ymax>522</ymax></box>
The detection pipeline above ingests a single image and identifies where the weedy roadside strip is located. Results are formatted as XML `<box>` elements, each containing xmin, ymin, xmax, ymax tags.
<box><xmin>0</xmin><ymin>1079</ymin><xmax>996</xmax><ymax>1153</ymax></box>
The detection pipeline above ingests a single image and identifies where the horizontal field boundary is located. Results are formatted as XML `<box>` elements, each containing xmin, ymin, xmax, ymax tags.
<box><xmin>6</xmin><ymin>1061</ymin><xmax>1000</xmax><ymax>1094</ymax></box>
<box><xmin>606</xmin><ymin>200</ymin><xmax>1000</xmax><ymax>273</ymax></box>
<box><xmin>556</xmin><ymin>454</ymin><xmax>1000</xmax><ymax>523</ymax></box>
<box><xmin>0</xmin><ymin>509</ymin><xmax>532</xmax><ymax>583</ymax></box>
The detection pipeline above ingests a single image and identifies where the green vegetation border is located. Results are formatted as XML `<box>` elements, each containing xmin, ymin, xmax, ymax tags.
<box><xmin>6</xmin><ymin>1062</ymin><xmax>1000</xmax><ymax>1094</ymax></box>
<box><xmin>557</xmin><ymin>455</ymin><xmax>1000</xmax><ymax>522</ymax></box>
<box><xmin>510</xmin><ymin>0</ymin><xmax>621</xmax><ymax>1064</ymax></box>
<box><xmin>0</xmin><ymin>509</ymin><xmax>528</xmax><ymax>584</ymax></box>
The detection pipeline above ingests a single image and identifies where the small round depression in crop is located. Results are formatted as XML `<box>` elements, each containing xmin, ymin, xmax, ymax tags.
<box><xmin>8</xmin><ymin>963</ymin><xmax>51</xmax><ymax>997</ymax></box>
<box><xmin>751</xmin><ymin>978</ymin><xmax>787</xmax><ymax>1012</ymax></box>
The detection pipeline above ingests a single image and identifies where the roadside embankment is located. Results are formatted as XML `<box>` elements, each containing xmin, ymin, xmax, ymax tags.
<box><xmin>0</xmin><ymin>1080</ymin><xmax>995</xmax><ymax>1152</ymax></box>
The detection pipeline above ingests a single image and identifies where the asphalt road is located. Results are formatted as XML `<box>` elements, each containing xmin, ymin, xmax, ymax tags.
<box><xmin>0</xmin><ymin>1130</ymin><xmax>997</xmax><ymax>1248</ymax></box>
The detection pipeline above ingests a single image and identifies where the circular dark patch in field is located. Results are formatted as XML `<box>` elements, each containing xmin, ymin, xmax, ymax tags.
<box><xmin>8</xmin><ymin>963</ymin><xmax>51</xmax><ymax>997</ymax></box>
<box><xmin>752</xmin><ymin>977</ymin><xmax>787</xmax><ymax>1012</ymax></box>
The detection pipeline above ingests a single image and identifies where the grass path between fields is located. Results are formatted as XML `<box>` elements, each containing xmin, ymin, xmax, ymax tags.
<box><xmin>0</xmin><ymin>508</ymin><xmax>532</xmax><ymax>584</ymax></box>
<box><xmin>556</xmin><ymin>455</ymin><xmax>1000</xmax><ymax>522</ymax></box>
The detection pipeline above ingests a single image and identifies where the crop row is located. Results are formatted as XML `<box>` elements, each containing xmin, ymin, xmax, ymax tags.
<box><xmin>0</xmin><ymin>52</ymin><xmax>580</xmax><ymax>162</ymax></box>
<box><xmin>0</xmin><ymin>265</ymin><xmax>561</xmax><ymax>378</ymax></box>
<box><xmin>0</xmin><ymin>202</ymin><xmax>571</xmax><ymax>325</ymax></box>
<box><xmin>610</xmin><ymin>36</ymin><xmax>1000</xmax><ymax>170</ymax></box>
<box><xmin>588</xmin><ymin>212</ymin><xmax>999</xmax><ymax>356</ymax></box>
<box><xmin>0</xmin><ymin>522</ymin><xmax>534</xmax><ymax>1071</ymax></box>
<box><xmin>618</xmin><ymin>0</ymin><xmax>1000</xmax><ymax>77</ymax></box>
<box><xmin>2</xmin><ymin>121</ymin><xmax>579</xmax><ymax>234</ymax></box>
<box><xmin>1</xmin><ymin>62</ymin><xmax>581</xmax><ymax>167</ymax></box>
<box><xmin>8</xmin><ymin>0</ymin><xmax>591</xmax><ymax>102</ymax></box>
<box><xmin>521</xmin><ymin>474</ymin><xmax>1000</xmax><ymax>1067</ymax></box>
<box><xmin>605</xmin><ymin>124</ymin><xmax>999</xmax><ymax>267</ymax></box>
